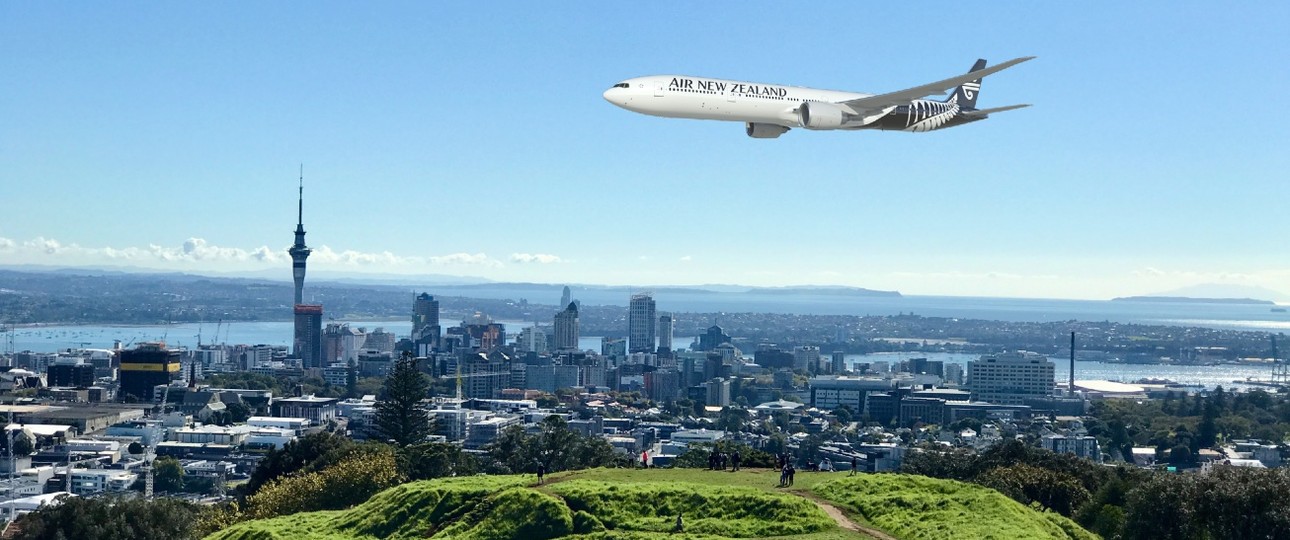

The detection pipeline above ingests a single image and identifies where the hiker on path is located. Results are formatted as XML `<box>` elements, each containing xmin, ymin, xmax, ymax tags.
<box><xmin>537</xmin><ymin>462</ymin><xmax>547</xmax><ymax>485</ymax></box>
<box><xmin>850</xmin><ymin>456</ymin><xmax>859</xmax><ymax>476</ymax></box>
<box><xmin>731</xmin><ymin>451</ymin><xmax>741</xmax><ymax>472</ymax></box>
<box><xmin>787</xmin><ymin>464</ymin><xmax>796</xmax><ymax>486</ymax></box>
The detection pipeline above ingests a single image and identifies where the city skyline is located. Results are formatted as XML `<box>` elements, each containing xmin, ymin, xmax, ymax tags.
<box><xmin>3</xmin><ymin>3</ymin><xmax>1289</xmax><ymax>300</ymax></box>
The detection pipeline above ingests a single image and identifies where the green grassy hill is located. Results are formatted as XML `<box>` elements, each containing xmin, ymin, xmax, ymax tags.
<box><xmin>206</xmin><ymin>468</ymin><xmax>1096</xmax><ymax>540</ymax></box>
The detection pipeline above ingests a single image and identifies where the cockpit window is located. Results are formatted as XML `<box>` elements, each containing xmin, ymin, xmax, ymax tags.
<box><xmin>613</xmin><ymin>83</ymin><xmax>629</xmax><ymax>88</ymax></box>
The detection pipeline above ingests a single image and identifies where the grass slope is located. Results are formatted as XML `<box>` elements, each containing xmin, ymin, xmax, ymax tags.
<box><xmin>813</xmin><ymin>474</ymin><xmax>1099</xmax><ymax>540</ymax></box>
<box><xmin>208</xmin><ymin>468</ymin><xmax>1097</xmax><ymax>540</ymax></box>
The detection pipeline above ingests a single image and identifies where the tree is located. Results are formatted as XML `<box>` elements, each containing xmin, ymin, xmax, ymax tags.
<box><xmin>153</xmin><ymin>456</ymin><xmax>186</xmax><ymax>493</ymax></box>
<box><xmin>127</xmin><ymin>442</ymin><xmax>144</xmax><ymax>455</ymax></box>
<box><xmin>2</xmin><ymin>431</ymin><xmax>33</xmax><ymax>457</ymax></box>
<box><xmin>244</xmin><ymin>449</ymin><xmax>403</xmax><ymax>520</ymax></box>
<box><xmin>14</xmin><ymin>495</ymin><xmax>199</xmax><ymax>540</ymax></box>
<box><xmin>400</xmin><ymin>442</ymin><xmax>479</xmax><ymax>480</ymax></box>
<box><xmin>243</xmin><ymin>431</ymin><xmax>357</xmax><ymax>496</ymax></box>
<box><xmin>374</xmin><ymin>352</ymin><xmax>433</xmax><ymax>446</ymax></box>
<box><xmin>226</xmin><ymin>401</ymin><xmax>253</xmax><ymax>423</ymax></box>
<box><xmin>977</xmin><ymin>463</ymin><xmax>1091</xmax><ymax>516</ymax></box>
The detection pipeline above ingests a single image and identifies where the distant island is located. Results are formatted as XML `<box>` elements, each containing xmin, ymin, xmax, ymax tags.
<box><xmin>1111</xmin><ymin>296</ymin><xmax>1275</xmax><ymax>305</ymax></box>
<box><xmin>752</xmin><ymin>286</ymin><xmax>901</xmax><ymax>297</ymax></box>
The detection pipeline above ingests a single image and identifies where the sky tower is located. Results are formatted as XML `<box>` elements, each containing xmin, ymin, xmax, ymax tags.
<box><xmin>289</xmin><ymin>166</ymin><xmax>311</xmax><ymax>305</ymax></box>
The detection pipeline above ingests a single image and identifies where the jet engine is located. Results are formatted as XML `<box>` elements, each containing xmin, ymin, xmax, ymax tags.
<box><xmin>798</xmin><ymin>101</ymin><xmax>846</xmax><ymax>129</ymax></box>
<box><xmin>745</xmin><ymin>122</ymin><xmax>791</xmax><ymax>139</ymax></box>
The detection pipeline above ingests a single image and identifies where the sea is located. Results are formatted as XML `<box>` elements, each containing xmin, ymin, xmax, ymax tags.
<box><xmin>4</xmin><ymin>294</ymin><xmax>1287</xmax><ymax>390</ymax></box>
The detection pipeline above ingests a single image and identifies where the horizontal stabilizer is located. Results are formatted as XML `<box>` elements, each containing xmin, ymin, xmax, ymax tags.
<box><xmin>962</xmin><ymin>104</ymin><xmax>1031</xmax><ymax>117</ymax></box>
<box><xmin>839</xmin><ymin>56</ymin><xmax>1035</xmax><ymax>113</ymax></box>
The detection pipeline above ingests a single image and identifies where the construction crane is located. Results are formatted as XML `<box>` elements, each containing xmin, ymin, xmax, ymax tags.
<box><xmin>143</xmin><ymin>385</ymin><xmax>173</xmax><ymax>498</ymax></box>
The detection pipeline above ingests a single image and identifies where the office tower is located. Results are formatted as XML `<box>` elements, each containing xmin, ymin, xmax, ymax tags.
<box><xmin>462</xmin><ymin>313</ymin><xmax>505</xmax><ymax>351</ymax></box>
<box><xmin>967</xmin><ymin>351</ymin><xmax>1055</xmax><ymax>405</ymax></box>
<box><xmin>553</xmin><ymin>302</ymin><xmax>579</xmax><ymax>350</ymax></box>
<box><xmin>697</xmin><ymin>325</ymin><xmax>731</xmax><ymax>351</ymax></box>
<box><xmin>560</xmin><ymin>286</ymin><xmax>572</xmax><ymax>310</ymax></box>
<box><xmin>518</xmin><ymin>326</ymin><xmax>548</xmax><ymax>354</ymax></box>
<box><xmin>294</xmin><ymin>304</ymin><xmax>324</xmax><ymax>368</ymax></box>
<box><xmin>47</xmin><ymin>359</ymin><xmax>95</xmax><ymax>387</ymax></box>
<box><xmin>412</xmin><ymin>293</ymin><xmax>440</xmax><ymax>338</ymax></box>
<box><xmin>288</xmin><ymin>170</ymin><xmax>311</xmax><ymax>306</ymax></box>
<box><xmin>118</xmin><ymin>343</ymin><xmax>181</xmax><ymax>402</ymax></box>
<box><xmin>831</xmin><ymin>351</ymin><xmax>846</xmax><ymax>374</ymax></box>
<box><xmin>601</xmin><ymin>337</ymin><xmax>626</xmax><ymax>360</ymax></box>
<box><xmin>628</xmin><ymin>293</ymin><xmax>656</xmax><ymax>354</ymax></box>
<box><xmin>657</xmin><ymin>313</ymin><xmax>673</xmax><ymax>354</ymax></box>
<box><xmin>793</xmin><ymin>345</ymin><xmax>821</xmax><ymax>373</ymax></box>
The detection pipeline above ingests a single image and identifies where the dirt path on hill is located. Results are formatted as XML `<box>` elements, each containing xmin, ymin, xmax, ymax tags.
<box><xmin>794</xmin><ymin>492</ymin><xmax>900</xmax><ymax>540</ymax></box>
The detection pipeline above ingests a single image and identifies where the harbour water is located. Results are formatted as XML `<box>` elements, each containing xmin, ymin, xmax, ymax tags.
<box><xmin>3</xmin><ymin>320</ymin><xmax>1277</xmax><ymax>390</ymax></box>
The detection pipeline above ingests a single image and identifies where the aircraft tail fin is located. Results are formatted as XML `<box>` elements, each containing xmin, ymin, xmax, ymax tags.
<box><xmin>945</xmin><ymin>59</ymin><xmax>987</xmax><ymax>108</ymax></box>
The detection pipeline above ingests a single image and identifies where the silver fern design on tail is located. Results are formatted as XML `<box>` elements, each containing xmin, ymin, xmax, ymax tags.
<box><xmin>905</xmin><ymin>100</ymin><xmax>962</xmax><ymax>132</ymax></box>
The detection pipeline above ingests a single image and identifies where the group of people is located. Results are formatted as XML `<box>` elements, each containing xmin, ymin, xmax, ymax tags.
<box><xmin>707</xmin><ymin>448</ymin><xmax>741</xmax><ymax>471</ymax></box>
<box><xmin>775</xmin><ymin>453</ymin><xmax>796</xmax><ymax>486</ymax></box>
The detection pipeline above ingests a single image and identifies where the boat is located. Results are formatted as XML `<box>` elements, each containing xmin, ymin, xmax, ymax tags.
<box><xmin>1272</xmin><ymin>307</ymin><xmax>1287</xmax><ymax>313</ymax></box>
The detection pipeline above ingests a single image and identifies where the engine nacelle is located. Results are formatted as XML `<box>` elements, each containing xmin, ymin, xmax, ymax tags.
<box><xmin>799</xmin><ymin>101</ymin><xmax>846</xmax><ymax>130</ymax></box>
<box><xmin>745</xmin><ymin>122</ymin><xmax>790</xmax><ymax>139</ymax></box>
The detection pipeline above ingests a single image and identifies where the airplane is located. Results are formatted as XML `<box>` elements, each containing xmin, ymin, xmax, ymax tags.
<box><xmin>602</xmin><ymin>57</ymin><xmax>1034</xmax><ymax>138</ymax></box>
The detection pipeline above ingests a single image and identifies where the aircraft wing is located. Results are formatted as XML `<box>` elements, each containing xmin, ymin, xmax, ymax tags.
<box><xmin>961</xmin><ymin>104</ymin><xmax>1031</xmax><ymax>117</ymax></box>
<box><xmin>837</xmin><ymin>56</ymin><xmax>1035</xmax><ymax>113</ymax></box>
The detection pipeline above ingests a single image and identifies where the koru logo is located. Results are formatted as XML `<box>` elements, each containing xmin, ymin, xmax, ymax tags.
<box><xmin>962</xmin><ymin>83</ymin><xmax>980</xmax><ymax>100</ymax></box>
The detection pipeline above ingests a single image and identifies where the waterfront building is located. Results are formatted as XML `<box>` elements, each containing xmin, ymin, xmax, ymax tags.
<box><xmin>628</xmin><ymin>293</ymin><xmax>656</xmax><ymax>354</ymax></box>
<box><xmin>293</xmin><ymin>304</ymin><xmax>323</xmax><ymax>369</ymax></box>
<box><xmin>46</xmin><ymin>359</ymin><xmax>95</xmax><ymax>388</ymax></box>
<box><xmin>118</xmin><ymin>343</ymin><xmax>180</xmax><ymax>402</ymax></box>
<box><xmin>657</xmin><ymin>313</ymin><xmax>674</xmax><ymax>355</ymax></box>
<box><xmin>793</xmin><ymin>345</ymin><xmax>821</xmax><ymax>373</ymax></box>
<box><xmin>517</xmin><ymin>326</ymin><xmax>548</xmax><ymax>354</ymax></box>
<box><xmin>967</xmin><ymin>351</ymin><xmax>1055</xmax><ymax>405</ymax></box>
<box><xmin>601</xmin><ymin>337</ymin><xmax>627</xmax><ymax>360</ymax></box>
<box><xmin>553</xmin><ymin>302</ymin><xmax>579</xmax><ymax>350</ymax></box>
<box><xmin>697</xmin><ymin>326</ymin><xmax>731</xmax><ymax>351</ymax></box>
<box><xmin>830</xmin><ymin>351</ymin><xmax>846</xmax><ymax>374</ymax></box>
<box><xmin>412</xmin><ymin>293</ymin><xmax>440</xmax><ymax>337</ymax></box>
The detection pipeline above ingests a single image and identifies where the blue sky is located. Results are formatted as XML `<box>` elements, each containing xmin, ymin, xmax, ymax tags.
<box><xmin>2</xmin><ymin>2</ymin><xmax>1288</xmax><ymax>299</ymax></box>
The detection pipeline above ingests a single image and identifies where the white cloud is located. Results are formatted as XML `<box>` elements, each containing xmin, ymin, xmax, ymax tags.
<box><xmin>510</xmin><ymin>253</ymin><xmax>563</xmax><ymax>264</ymax></box>
<box><xmin>0</xmin><ymin>235</ymin><xmax>508</xmax><ymax>271</ymax></box>
<box><xmin>679</xmin><ymin>255</ymin><xmax>692</xmax><ymax>262</ymax></box>
<box><xmin>429</xmin><ymin>252</ymin><xmax>502</xmax><ymax>267</ymax></box>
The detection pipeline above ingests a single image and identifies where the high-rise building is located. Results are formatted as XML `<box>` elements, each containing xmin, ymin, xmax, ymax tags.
<box><xmin>518</xmin><ymin>326</ymin><xmax>548</xmax><ymax>354</ymax></box>
<box><xmin>119</xmin><ymin>343</ymin><xmax>181</xmax><ymax>402</ymax></box>
<box><xmin>553</xmin><ymin>302</ymin><xmax>579</xmax><ymax>350</ymax></box>
<box><xmin>967</xmin><ymin>351</ymin><xmax>1055</xmax><ymax>405</ymax></box>
<box><xmin>289</xmin><ymin>170</ymin><xmax>312</xmax><ymax>306</ymax></box>
<box><xmin>697</xmin><ymin>326</ymin><xmax>731</xmax><ymax>351</ymax></box>
<box><xmin>47</xmin><ymin>359</ymin><xmax>95</xmax><ymax>388</ymax></box>
<box><xmin>830</xmin><ymin>351</ymin><xmax>846</xmax><ymax>374</ymax></box>
<box><xmin>793</xmin><ymin>346</ymin><xmax>821</xmax><ymax>373</ymax></box>
<box><xmin>657</xmin><ymin>313</ymin><xmax>673</xmax><ymax>354</ymax></box>
<box><xmin>628</xmin><ymin>293</ymin><xmax>656</xmax><ymax>354</ymax></box>
<box><xmin>294</xmin><ymin>304</ymin><xmax>324</xmax><ymax>368</ymax></box>
<box><xmin>412</xmin><ymin>293</ymin><xmax>440</xmax><ymax>339</ymax></box>
<box><xmin>601</xmin><ymin>337</ymin><xmax>626</xmax><ymax>360</ymax></box>
<box><xmin>462</xmin><ymin>313</ymin><xmax>505</xmax><ymax>352</ymax></box>
<box><xmin>559</xmin><ymin>286</ymin><xmax>572</xmax><ymax>311</ymax></box>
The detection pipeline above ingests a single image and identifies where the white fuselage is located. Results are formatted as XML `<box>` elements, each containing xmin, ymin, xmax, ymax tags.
<box><xmin>603</xmin><ymin>75</ymin><xmax>871</xmax><ymax>128</ymax></box>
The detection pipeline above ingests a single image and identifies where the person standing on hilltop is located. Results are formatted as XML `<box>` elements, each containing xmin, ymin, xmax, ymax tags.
<box><xmin>537</xmin><ymin>461</ymin><xmax>547</xmax><ymax>485</ymax></box>
<box><xmin>731</xmin><ymin>450</ymin><xmax>741</xmax><ymax>472</ymax></box>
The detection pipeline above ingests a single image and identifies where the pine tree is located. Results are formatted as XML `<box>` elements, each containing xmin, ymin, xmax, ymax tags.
<box><xmin>374</xmin><ymin>351</ymin><xmax>433</xmax><ymax>446</ymax></box>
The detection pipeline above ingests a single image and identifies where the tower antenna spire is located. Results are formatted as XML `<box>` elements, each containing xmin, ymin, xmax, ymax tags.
<box><xmin>297</xmin><ymin>164</ymin><xmax>304</xmax><ymax>227</ymax></box>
